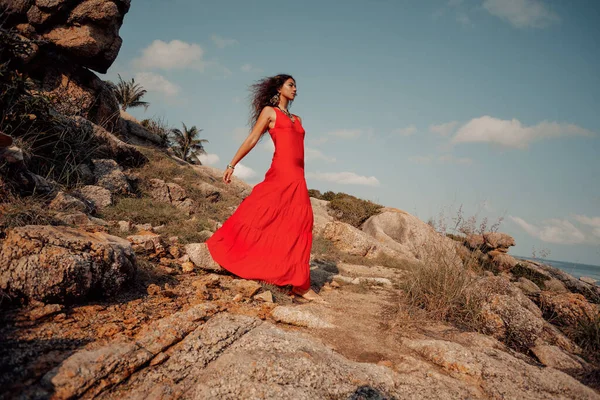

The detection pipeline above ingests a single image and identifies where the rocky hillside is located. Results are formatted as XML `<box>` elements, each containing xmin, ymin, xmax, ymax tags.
<box><xmin>1</xmin><ymin>2</ymin><xmax>599</xmax><ymax>399</ymax></box>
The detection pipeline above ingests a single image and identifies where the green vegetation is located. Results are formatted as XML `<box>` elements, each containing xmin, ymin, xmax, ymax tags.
<box><xmin>169</xmin><ymin>122</ymin><xmax>208</xmax><ymax>163</ymax></box>
<box><xmin>111</xmin><ymin>74</ymin><xmax>149</xmax><ymax>111</ymax></box>
<box><xmin>309</xmin><ymin>189</ymin><xmax>383</xmax><ymax>228</ymax></box>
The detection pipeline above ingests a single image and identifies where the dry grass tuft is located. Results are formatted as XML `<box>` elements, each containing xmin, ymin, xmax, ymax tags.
<box><xmin>0</xmin><ymin>192</ymin><xmax>62</xmax><ymax>233</ymax></box>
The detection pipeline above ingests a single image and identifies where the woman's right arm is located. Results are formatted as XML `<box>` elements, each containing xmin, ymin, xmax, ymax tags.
<box><xmin>222</xmin><ymin>107</ymin><xmax>275</xmax><ymax>183</ymax></box>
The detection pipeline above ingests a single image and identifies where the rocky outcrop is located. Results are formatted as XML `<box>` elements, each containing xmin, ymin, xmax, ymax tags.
<box><xmin>0</xmin><ymin>225</ymin><xmax>136</xmax><ymax>303</ymax></box>
<box><xmin>92</xmin><ymin>158</ymin><xmax>131</xmax><ymax>194</ymax></box>
<box><xmin>361</xmin><ymin>207</ymin><xmax>461</xmax><ymax>267</ymax></box>
<box><xmin>147</xmin><ymin>178</ymin><xmax>196</xmax><ymax>214</ymax></box>
<box><xmin>322</xmin><ymin>220</ymin><xmax>396</xmax><ymax>259</ymax></box>
<box><xmin>310</xmin><ymin>197</ymin><xmax>334</xmax><ymax>236</ymax></box>
<box><xmin>539</xmin><ymin>292</ymin><xmax>598</xmax><ymax>327</ymax></box>
<box><xmin>119</xmin><ymin>110</ymin><xmax>165</xmax><ymax>145</ymax></box>
<box><xmin>465</xmin><ymin>232</ymin><xmax>518</xmax><ymax>272</ymax></box>
<box><xmin>1</xmin><ymin>0</ymin><xmax>129</xmax><ymax>131</ymax></box>
<box><xmin>70</xmin><ymin>116</ymin><xmax>147</xmax><ymax>167</ymax></box>
<box><xmin>2</xmin><ymin>0</ymin><xmax>130</xmax><ymax>73</ymax></box>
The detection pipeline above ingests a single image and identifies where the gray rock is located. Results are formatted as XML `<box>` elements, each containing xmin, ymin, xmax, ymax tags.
<box><xmin>76</xmin><ymin>185</ymin><xmax>112</xmax><ymax>209</ymax></box>
<box><xmin>0</xmin><ymin>225</ymin><xmax>135</xmax><ymax>303</ymax></box>
<box><xmin>92</xmin><ymin>159</ymin><xmax>131</xmax><ymax>194</ymax></box>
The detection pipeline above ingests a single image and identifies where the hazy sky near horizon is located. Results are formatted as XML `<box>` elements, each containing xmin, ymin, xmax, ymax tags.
<box><xmin>102</xmin><ymin>0</ymin><xmax>600</xmax><ymax>266</ymax></box>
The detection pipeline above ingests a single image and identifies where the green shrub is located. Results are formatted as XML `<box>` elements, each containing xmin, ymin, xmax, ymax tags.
<box><xmin>326</xmin><ymin>192</ymin><xmax>383</xmax><ymax>228</ymax></box>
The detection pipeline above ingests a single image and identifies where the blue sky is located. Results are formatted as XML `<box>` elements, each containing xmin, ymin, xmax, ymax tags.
<box><xmin>101</xmin><ymin>0</ymin><xmax>600</xmax><ymax>266</ymax></box>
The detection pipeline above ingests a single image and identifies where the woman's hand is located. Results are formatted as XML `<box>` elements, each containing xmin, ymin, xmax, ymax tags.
<box><xmin>223</xmin><ymin>167</ymin><xmax>234</xmax><ymax>184</ymax></box>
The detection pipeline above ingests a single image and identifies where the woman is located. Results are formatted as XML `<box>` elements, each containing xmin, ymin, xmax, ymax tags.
<box><xmin>205</xmin><ymin>74</ymin><xmax>323</xmax><ymax>302</ymax></box>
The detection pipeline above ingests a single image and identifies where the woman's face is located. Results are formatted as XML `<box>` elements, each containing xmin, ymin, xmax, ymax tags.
<box><xmin>279</xmin><ymin>78</ymin><xmax>297</xmax><ymax>100</ymax></box>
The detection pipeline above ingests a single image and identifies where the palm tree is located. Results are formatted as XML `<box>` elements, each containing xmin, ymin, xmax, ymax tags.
<box><xmin>169</xmin><ymin>122</ymin><xmax>209</xmax><ymax>163</ymax></box>
<box><xmin>111</xmin><ymin>74</ymin><xmax>149</xmax><ymax>111</ymax></box>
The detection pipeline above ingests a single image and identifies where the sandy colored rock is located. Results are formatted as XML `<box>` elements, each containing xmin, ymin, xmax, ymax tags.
<box><xmin>580</xmin><ymin>276</ymin><xmax>597</xmax><ymax>285</ymax></box>
<box><xmin>127</xmin><ymin>232</ymin><xmax>164</xmax><ymax>254</ymax></box>
<box><xmin>515</xmin><ymin>277</ymin><xmax>541</xmax><ymax>296</ymax></box>
<box><xmin>185</xmin><ymin>243</ymin><xmax>222</xmax><ymax>272</ymax></box>
<box><xmin>181</xmin><ymin>262</ymin><xmax>195</xmax><ymax>273</ymax></box>
<box><xmin>0</xmin><ymin>225</ymin><xmax>135</xmax><ymax>303</ymax></box>
<box><xmin>271</xmin><ymin>306</ymin><xmax>334</xmax><ymax>328</ymax></box>
<box><xmin>361</xmin><ymin>208</ymin><xmax>460</xmax><ymax>266</ymax></box>
<box><xmin>540</xmin><ymin>292</ymin><xmax>598</xmax><ymax>326</ymax></box>
<box><xmin>254</xmin><ymin>291</ymin><xmax>274</xmax><ymax>303</ymax></box>
<box><xmin>54</xmin><ymin>211</ymin><xmax>91</xmax><ymax>226</ymax></box>
<box><xmin>310</xmin><ymin>197</ymin><xmax>334</xmax><ymax>236</ymax></box>
<box><xmin>488</xmin><ymin>250</ymin><xmax>518</xmax><ymax>271</ymax></box>
<box><xmin>49</xmin><ymin>191</ymin><xmax>87</xmax><ymax>212</ymax></box>
<box><xmin>402</xmin><ymin>337</ymin><xmax>597</xmax><ymax>399</ymax></box>
<box><xmin>531</xmin><ymin>345</ymin><xmax>586</xmax><ymax>372</ymax></box>
<box><xmin>483</xmin><ymin>232</ymin><xmax>515</xmax><ymax>249</ymax></box>
<box><xmin>230</xmin><ymin>279</ymin><xmax>262</xmax><ymax>298</ymax></box>
<box><xmin>322</xmin><ymin>220</ymin><xmax>392</xmax><ymax>259</ymax></box>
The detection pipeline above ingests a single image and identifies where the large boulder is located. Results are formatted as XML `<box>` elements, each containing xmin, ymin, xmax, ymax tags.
<box><xmin>361</xmin><ymin>208</ymin><xmax>461</xmax><ymax>266</ymax></box>
<box><xmin>321</xmin><ymin>220</ymin><xmax>399</xmax><ymax>259</ymax></box>
<box><xmin>310</xmin><ymin>197</ymin><xmax>333</xmax><ymax>236</ymax></box>
<box><xmin>119</xmin><ymin>110</ymin><xmax>165</xmax><ymax>146</ymax></box>
<box><xmin>539</xmin><ymin>292</ymin><xmax>598</xmax><ymax>327</ymax></box>
<box><xmin>0</xmin><ymin>225</ymin><xmax>136</xmax><ymax>303</ymax></box>
<box><xmin>2</xmin><ymin>0</ymin><xmax>130</xmax><ymax>73</ymax></box>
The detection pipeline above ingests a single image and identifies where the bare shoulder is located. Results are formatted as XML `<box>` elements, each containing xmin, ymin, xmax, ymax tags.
<box><xmin>261</xmin><ymin>106</ymin><xmax>276</xmax><ymax>118</ymax></box>
<box><xmin>293</xmin><ymin>114</ymin><xmax>302</xmax><ymax>123</ymax></box>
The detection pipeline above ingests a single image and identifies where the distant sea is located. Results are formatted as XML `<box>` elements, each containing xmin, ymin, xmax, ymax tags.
<box><xmin>515</xmin><ymin>256</ymin><xmax>600</xmax><ymax>282</ymax></box>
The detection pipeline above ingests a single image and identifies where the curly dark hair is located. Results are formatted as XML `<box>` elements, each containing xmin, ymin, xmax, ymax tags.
<box><xmin>248</xmin><ymin>74</ymin><xmax>295</xmax><ymax>128</ymax></box>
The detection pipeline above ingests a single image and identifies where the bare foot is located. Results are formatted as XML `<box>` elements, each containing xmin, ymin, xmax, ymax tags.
<box><xmin>293</xmin><ymin>288</ymin><xmax>327</xmax><ymax>304</ymax></box>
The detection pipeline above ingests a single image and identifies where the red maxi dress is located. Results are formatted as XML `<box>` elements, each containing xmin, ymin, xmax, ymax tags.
<box><xmin>206</xmin><ymin>108</ymin><xmax>313</xmax><ymax>291</ymax></box>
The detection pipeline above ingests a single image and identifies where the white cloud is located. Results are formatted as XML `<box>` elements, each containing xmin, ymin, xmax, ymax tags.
<box><xmin>232</xmin><ymin>163</ymin><xmax>256</xmax><ymax>180</ymax></box>
<box><xmin>510</xmin><ymin>216</ymin><xmax>587</xmax><ymax>244</ymax></box>
<box><xmin>133</xmin><ymin>40</ymin><xmax>205</xmax><ymax>70</ymax></box>
<box><xmin>241</xmin><ymin>63</ymin><xmax>263</xmax><ymax>73</ymax></box>
<box><xmin>452</xmin><ymin>116</ymin><xmax>594</xmax><ymax>149</ymax></box>
<box><xmin>211</xmin><ymin>34</ymin><xmax>238</xmax><ymax>49</ymax></box>
<box><xmin>328</xmin><ymin>129</ymin><xmax>361</xmax><ymax>139</ymax></box>
<box><xmin>307</xmin><ymin>171</ymin><xmax>380</xmax><ymax>186</ymax></box>
<box><xmin>305</xmin><ymin>147</ymin><xmax>336</xmax><ymax>162</ymax></box>
<box><xmin>393</xmin><ymin>124</ymin><xmax>417</xmax><ymax>137</ymax></box>
<box><xmin>574</xmin><ymin>215</ymin><xmax>600</xmax><ymax>239</ymax></box>
<box><xmin>134</xmin><ymin>72</ymin><xmax>180</xmax><ymax>96</ymax></box>
<box><xmin>482</xmin><ymin>0</ymin><xmax>560</xmax><ymax>28</ymax></box>
<box><xmin>430</xmin><ymin>121</ymin><xmax>459</xmax><ymax>136</ymax></box>
<box><xmin>197</xmin><ymin>153</ymin><xmax>220</xmax><ymax>165</ymax></box>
